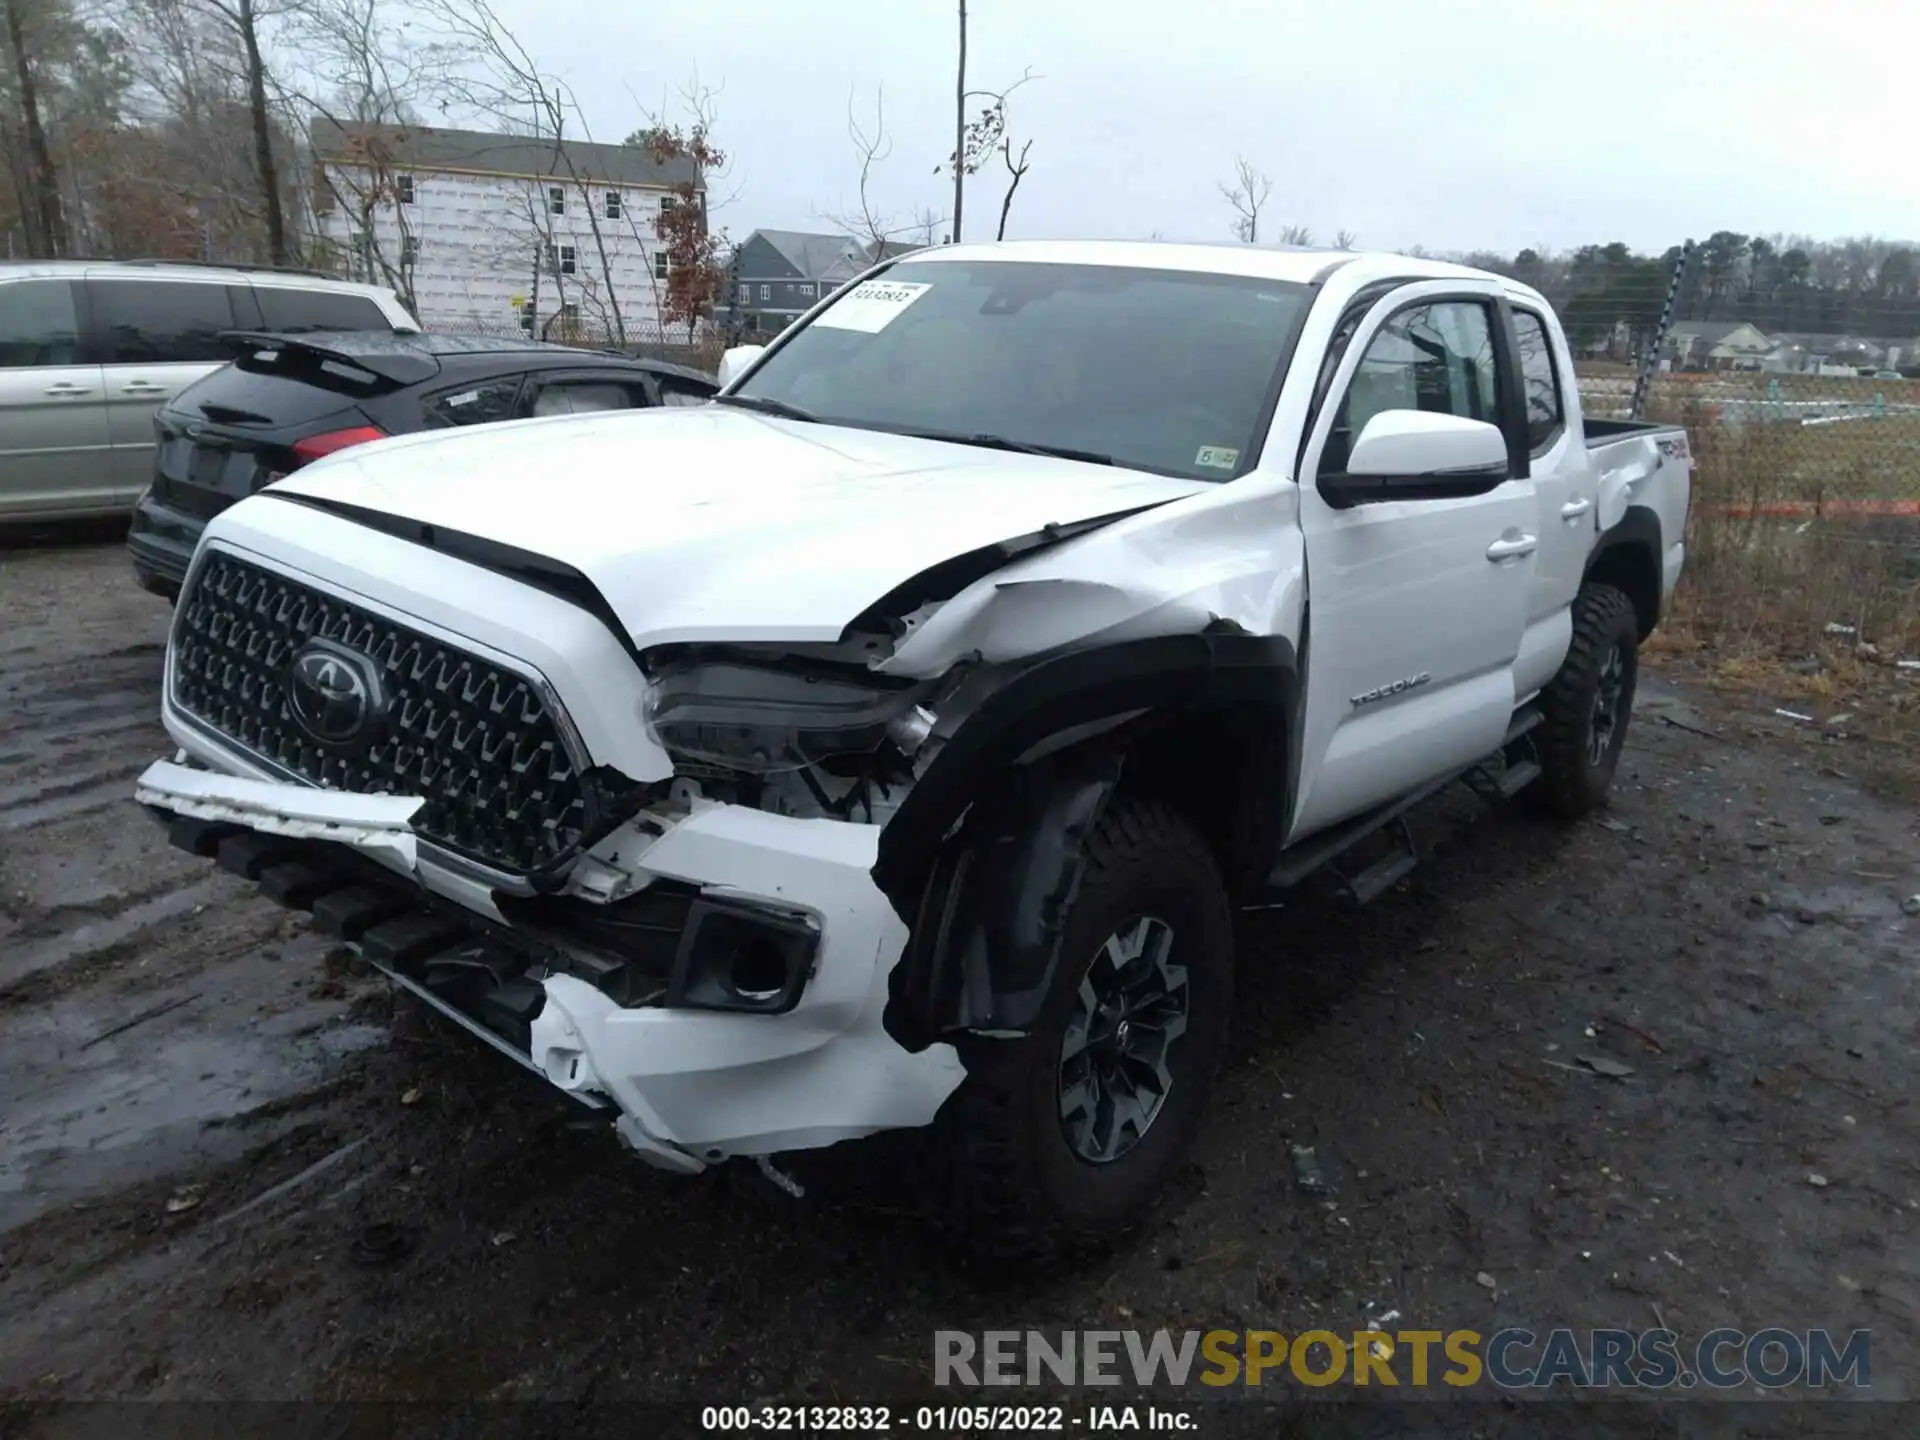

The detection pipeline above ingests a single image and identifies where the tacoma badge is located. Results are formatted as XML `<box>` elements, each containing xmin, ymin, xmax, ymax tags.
<box><xmin>1350</xmin><ymin>672</ymin><xmax>1432</xmax><ymax>709</ymax></box>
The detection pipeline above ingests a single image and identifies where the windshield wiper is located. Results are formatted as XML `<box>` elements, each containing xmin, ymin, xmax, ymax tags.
<box><xmin>714</xmin><ymin>394</ymin><xmax>819</xmax><ymax>423</ymax></box>
<box><xmin>901</xmin><ymin>429</ymin><xmax>1115</xmax><ymax>466</ymax></box>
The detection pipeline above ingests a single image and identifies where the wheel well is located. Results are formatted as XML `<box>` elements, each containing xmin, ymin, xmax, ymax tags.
<box><xmin>875</xmin><ymin>634</ymin><xmax>1296</xmax><ymax>1052</ymax></box>
<box><xmin>1117</xmin><ymin>706</ymin><xmax>1287</xmax><ymax>904</ymax></box>
<box><xmin>1585</xmin><ymin>537</ymin><xmax>1661</xmax><ymax>641</ymax></box>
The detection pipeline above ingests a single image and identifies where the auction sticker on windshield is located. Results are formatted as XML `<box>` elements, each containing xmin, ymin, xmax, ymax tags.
<box><xmin>813</xmin><ymin>280</ymin><xmax>932</xmax><ymax>333</ymax></box>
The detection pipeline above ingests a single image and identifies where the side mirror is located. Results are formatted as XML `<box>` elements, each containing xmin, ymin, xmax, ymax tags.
<box><xmin>716</xmin><ymin>344</ymin><xmax>766</xmax><ymax>390</ymax></box>
<box><xmin>1320</xmin><ymin>410</ymin><xmax>1510</xmax><ymax>509</ymax></box>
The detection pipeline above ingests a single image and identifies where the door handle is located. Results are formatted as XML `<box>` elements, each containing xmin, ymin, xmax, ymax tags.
<box><xmin>1559</xmin><ymin>497</ymin><xmax>1593</xmax><ymax>521</ymax></box>
<box><xmin>44</xmin><ymin>382</ymin><xmax>93</xmax><ymax>397</ymax></box>
<box><xmin>1486</xmin><ymin>534</ymin><xmax>1538</xmax><ymax>561</ymax></box>
<box><xmin>120</xmin><ymin>382</ymin><xmax>168</xmax><ymax>395</ymax></box>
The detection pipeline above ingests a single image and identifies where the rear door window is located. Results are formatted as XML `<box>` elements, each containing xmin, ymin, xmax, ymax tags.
<box><xmin>0</xmin><ymin>279</ymin><xmax>82</xmax><ymax>367</ymax></box>
<box><xmin>524</xmin><ymin>375</ymin><xmax>652</xmax><ymax>417</ymax></box>
<box><xmin>1511</xmin><ymin>310</ymin><xmax>1564</xmax><ymax>452</ymax></box>
<box><xmin>255</xmin><ymin>286</ymin><xmax>394</xmax><ymax>334</ymax></box>
<box><xmin>89</xmin><ymin>279</ymin><xmax>240</xmax><ymax>364</ymax></box>
<box><xmin>422</xmin><ymin>376</ymin><xmax>524</xmax><ymax>428</ymax></box>
<box><xmin>657</xmin><ymin>376</ymin><xmax>715</xmax><ymax>407</ymax></box>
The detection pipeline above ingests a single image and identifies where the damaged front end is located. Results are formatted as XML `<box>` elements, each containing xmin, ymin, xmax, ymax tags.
<box><xmin>136</xmin><ymin>752</ymin><xmax>966</xmax><ymax>1174</ymax></box>
<box><xmin>138</xmin><ymin>475</ymin><xmax>1297</xmax><ymax>1171</ymax></box>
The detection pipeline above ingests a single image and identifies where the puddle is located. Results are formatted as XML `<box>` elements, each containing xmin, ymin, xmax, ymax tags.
<box><xmin>0</xmin><ymin>935</ymin><xmax>384</xmax><ymax>1233</ymax></box>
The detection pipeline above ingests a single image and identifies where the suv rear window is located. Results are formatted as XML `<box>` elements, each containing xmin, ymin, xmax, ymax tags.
<box><xmin>174</xmin><ymin>357</ymin><xmax>373</xmax><ymax>428</ymax></box>
<box><xmin>255</xmin><ymin>287</ymin><xmax>394</xmax><ymax>334</ymax></box>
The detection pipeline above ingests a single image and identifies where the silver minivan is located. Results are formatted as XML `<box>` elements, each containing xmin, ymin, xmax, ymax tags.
<box><xmin>0</xmin><ymin>261</ymin><xmax>416</xmax><ymax>524</ymax></box>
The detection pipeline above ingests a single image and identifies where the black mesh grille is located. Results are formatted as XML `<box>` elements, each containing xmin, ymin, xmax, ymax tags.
<box><xmin>170</xmin><ymin>551</ymin><xmax>590</xmax><ymax>875</ymax></box>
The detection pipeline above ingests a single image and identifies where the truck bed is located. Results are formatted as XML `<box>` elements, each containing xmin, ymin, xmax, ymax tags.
<box><xmin>1583</xmin><ymin>414</ymin><xmax>1692</xmax><ymax>543</ymax></box>
<box><xmin>1583</xmin><ymin>416</ymin><xmax>1684</xmax><ymax>445</ymax></box>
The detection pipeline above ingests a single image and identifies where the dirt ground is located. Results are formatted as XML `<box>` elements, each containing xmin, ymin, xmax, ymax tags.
<box><xmin>3</xmin><ymin>532</ymin><xmax>1918</xmax><ymax>1432</ymax></box>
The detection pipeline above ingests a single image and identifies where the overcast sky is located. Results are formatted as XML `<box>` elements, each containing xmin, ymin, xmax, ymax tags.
<box><xmin>487</xmin><ymin>0</ymin><xmax>1916</xmax><ymax>256</ymax></box>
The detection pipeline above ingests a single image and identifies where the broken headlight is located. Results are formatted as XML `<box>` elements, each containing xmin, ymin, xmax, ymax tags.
<box><xmin>642</xmin><ymin>659</ymin><xmax>935</xmax><ymax>774</ymax></box>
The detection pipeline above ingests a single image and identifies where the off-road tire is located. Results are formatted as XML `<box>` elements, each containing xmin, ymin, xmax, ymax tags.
<box><xmin>1530</xmin><ymin>582</ymin><xmax>1640</xmax><ymax>819</ymax></box>
<box><xmin>923</xmin><ymin>796</ymin><xmax>1234</xmax><ymax>1266</ymax></box>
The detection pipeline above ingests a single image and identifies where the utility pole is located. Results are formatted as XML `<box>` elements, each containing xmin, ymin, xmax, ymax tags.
<box><xmin>529</xmin><ymin>244</ymin><xmax>541</xmax><ymax>338</ymax></box>
<box><xmin>951</xmin><ymin>0</ymin><xmax>966</xmax><ymax>243</ymax></box>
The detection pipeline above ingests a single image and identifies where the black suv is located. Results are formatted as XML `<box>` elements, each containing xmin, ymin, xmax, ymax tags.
<box><xmin>128</xmin><ymin>330</ymin><xmax>717</xmax><ymax>599</ymax></box>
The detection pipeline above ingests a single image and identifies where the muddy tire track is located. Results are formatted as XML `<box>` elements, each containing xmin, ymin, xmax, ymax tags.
<box><xmin>0</xmin><ymin>538</ymin><xmax>383</xmax><ymax>1249</ymax></box>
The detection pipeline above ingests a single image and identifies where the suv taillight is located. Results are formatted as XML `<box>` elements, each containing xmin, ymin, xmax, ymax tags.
<box><xmin>290</xmin><ymin>425</ymin><xmax>386</xmax><ymax>466</ymax></box>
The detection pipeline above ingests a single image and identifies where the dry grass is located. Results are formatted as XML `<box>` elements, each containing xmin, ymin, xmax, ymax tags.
<box><xmin>1638</xmin><ymin>387</ymin><xmax>1920</xmax><ymax>759</ymax></box>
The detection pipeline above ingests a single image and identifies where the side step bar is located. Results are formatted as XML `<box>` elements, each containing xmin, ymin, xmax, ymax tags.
<box><xmin>1265</xmin><ymin>707</ymin><xmax>1542</xmax><ymax>896</ymax></box>
<box><xmin>1338</xmin><ymin>818</ymin><xmax>1418</xmax><ymax>905</ymax></box>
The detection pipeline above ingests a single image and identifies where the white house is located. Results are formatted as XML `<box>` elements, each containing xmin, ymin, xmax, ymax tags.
<box><xmin>1665</xmin><ymin>320</ymin><xmax>1773</xmax><ymax>371</ymax></box>
<box><xmin>308</xmin><ymin>119</ymin><xmax>702</xmax><ymax>339</ymax></box>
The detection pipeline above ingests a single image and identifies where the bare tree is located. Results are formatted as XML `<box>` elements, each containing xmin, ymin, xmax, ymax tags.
<box><xmin>938</xmin><ymin>67</ymin><xmax>1037</xmax><ymax>245</ymax></box>
<box><xmin>1276</xmin><ymin>223</ymin><xmax>1312</xmax><ymax>246</ymax></box>
<box><xmin>104</xmin><ymin>0</ymin><xmax>272</xmax><ymax>259</ymax></box>
<box><xmin>4</xmin><ymin>0</ymin><xmax>69</xmax><ymax>255</ymax></box>
<box><xmin>1334</xmin><ymin>228</ymin><xmax>1357</xmax><ymax>250</ymax></box>
<box><xmin>190</xmin><ymin>0</ymin><xmax>288</xmax><ymax>264</ymax></box>
<box><xmin>821</xmin><ymin>85</ymin><xmax>947</xmax><ymax>254</ymax></box>
<box><xmin>822</xmin><ymin>85</ymin><xmax>895</xmax><ymax>252</ymax></box>
<box><xmin>278</xmin><ymin>0</ymin><xmax>443</xmax><ymax>303</ymax></box>
<box><xmin>410</xmin><ymin>0</ymin><xmax>640</xmax><ymax>342</ymax></box>
<box><xmin>942</xmin><ymin>3</ymin><xmax>1036</xmax><ymax>246</ymax></box>
<box><xmin>995</xmin><ymin>137</ymin><xmax>1030</xmax><ymax>242</ymax></box>
<box><xmin>906</xmin><ymin>206</ymin><xmax>943</xmax><ymax>247</ymax></box>
<box><xmin>305</xmin><ymin>116</ymin><xmax>421</xmax><ymax>307</ymax></box>
<box><xmin>1219</xmin><ymin>156</ymin><xmax>1270</xmax><ymax>245</ymax></box>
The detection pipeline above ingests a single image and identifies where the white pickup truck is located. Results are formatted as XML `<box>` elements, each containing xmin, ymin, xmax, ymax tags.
<box><xmin>136</xmin><ymin>241</ymin><xmax>1691</xmax><ymax>1260</ymax></box>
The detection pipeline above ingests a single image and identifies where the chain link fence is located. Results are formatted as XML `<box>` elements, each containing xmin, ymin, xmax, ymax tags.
<box><xmin>444</xmin><ymin>314</ymin><xmax>727</xmax><ymax>373</ymax></box>
<box><xmin>1508</xmin><ymin>244</ymin><xmax>1920</xmax><ymax>735</ymax></box>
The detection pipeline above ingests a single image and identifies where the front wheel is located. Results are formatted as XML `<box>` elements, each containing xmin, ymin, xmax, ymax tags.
<box><xmin>1530</xmin><ymin>582</ymin><xmax>1641</xmax><ymax>819</ymax></box>
<box><xmin>924</xmin><ymin>796</ymin><xmax>1234</xmax><ymax>1264</ymax></box>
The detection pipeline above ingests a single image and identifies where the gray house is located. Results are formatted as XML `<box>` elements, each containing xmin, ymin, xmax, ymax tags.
<box><xmin>722</xmin><ymin>229</ymin><xmax>920</xmax><ymax>337</ymax></box>
<box><xmin>1755</xmin><ymin>334</ymin><xmax>1909</xmax><ymax>375</ymax></box>
<box><xmin>1663</xmin><ymin>320</ymin><xmax>1773</xmax><ymax>371</ymax></box>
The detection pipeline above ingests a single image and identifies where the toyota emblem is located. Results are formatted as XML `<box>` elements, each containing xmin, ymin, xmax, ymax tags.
<box><xmin>286</xmin><ymin>639</ymin><xmax>385</xmax><ymax>745</ymax></box>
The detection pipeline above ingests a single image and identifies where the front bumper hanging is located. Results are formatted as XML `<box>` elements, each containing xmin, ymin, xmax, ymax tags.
<box><xmin>134</xmin><ymin>757</ymin><xmax>966</xmax><ymax>1169</ymax></box>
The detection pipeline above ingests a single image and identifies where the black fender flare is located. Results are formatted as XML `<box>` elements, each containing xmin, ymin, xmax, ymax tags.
<box><xmin>883</xmin><ymin>750</ymin><xmax>1123</xmax><ymax>1051</ymax></box>
<box><xmin>1591</xmin><ymin>503</ymin><xmax>1662</xmax><ymax>567</ymax></box>
<box><xmin>1586</xmin><ymin>503</ymin><xmax>1664</xmax><ymax>636</ymax></box>
<box><xmin>875</xmin><ymin>631</ymin><xmax>1296</xmax><ymax>1052</ymax></box>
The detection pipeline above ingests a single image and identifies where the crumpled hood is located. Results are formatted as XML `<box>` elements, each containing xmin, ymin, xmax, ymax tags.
<box><xmin>263</xmin><ymin>406</ymin><xmax>1209</xmax><ymax>648</ymax></box>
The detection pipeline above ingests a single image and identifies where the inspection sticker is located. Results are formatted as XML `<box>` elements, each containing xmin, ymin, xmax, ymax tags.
<box><xmin>812</xmin><ymin>280</ymin><xmax>932</xmax><ymax>333</ymax></box>
<box><xmin>1195</xmin><ymin>445</ymin><xmax>1241</xmax><ymax>470</ymax></box>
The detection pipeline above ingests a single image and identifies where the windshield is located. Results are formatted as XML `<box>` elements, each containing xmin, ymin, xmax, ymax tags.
<box><xmin>731</xmin><ymin>260</ymin><xmax>1313</xmax><ymax>481</ymax></box>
